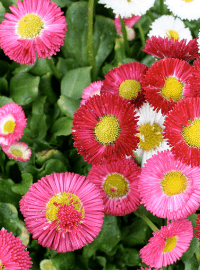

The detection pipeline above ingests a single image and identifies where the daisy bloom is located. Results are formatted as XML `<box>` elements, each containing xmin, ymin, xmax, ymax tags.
<box><xmin>0</xmin><ymin>103</ymin><xmax>27</xmax><ymax>146</ymax></box>
<box><xmin>0</xmin><ymin>228</ymin><xmax>32</xmax><ymax>269</ymax></box>
<box><xmin>102</xmin><ymin>62</ymin><xmax>148</xmax><ymax>109</ymax></box>
<box><xmin>20</xmin><ymin>172</ymin><xmax>104</xmax><ymax>252</ymax></box>
<box><xmin>165</xmin><ymin>0</ymin><xmax>200</xmax><ymax>21</ymax></box>
<box><xmin>87</xmin><ymin>159</ymin><xmax>141</xmax><ymax>216</ymax></box>
<box><xmin>114</xmin><ymin>15</ymin><xmax>141</xmax><ymax>41</ymax></box>
<box><xmin>0</xmin><ymin>0</ymin><xmax>67</xmax><ymax>65</ymax></box>
<box><xmin>138</xmin><ymin>268</ymin><xmax>162</xmax><ymax>270</ymax></box>
<box><xmin>140</xmin><ymin>150</ymin><xmax>200</xmax><ymax>220</ymax></box>
<box><xmin>72</xmin><ymin>93</ymin><xmax>139</xmax><ymax>164</ymax></box>
<box><xmin>142</xmin><ymin>58</ymin><xmax>193</xmax><ymax>114</ymax></box>
<box><xmin>140</xmin><ymin>219</ymin><xmax>193</xmax><ymax>268</ymax></box>
<box><xmin>98</xmin><ymin>0</ymin><xmax>156</xmax><ymax>17</ymax></box>
<box><xmin>134</xmin><ymin>102</ymin><xmax>170</xmax><ymax>167</ymax></box>
<box><xmin>164</xmin><ymin>97</ymin><xmax>200</xmax><ymax>167</ymax></box>
<box><xmin>80</xmin><ymin>81</ymin><xmax>103</xmax><ymax>106</ymax></box>
<box><xmin>148</xmin><ymin>15</ymin><xmax>192</xmax><ymax>42</ymax></box>
<box><xmin>143</xmin><ymin>37</ymin><xmax>199</xmax><ymax>61</ymax></box>
<box><xmin>2</xmin><ymin>141</ymin><xmax>31</xmax><ymax>162</ymax></box>
<box><xmin>187</xmin><ymin>58</ymin><xmax>200</xmax><ymax>97</ymax></box>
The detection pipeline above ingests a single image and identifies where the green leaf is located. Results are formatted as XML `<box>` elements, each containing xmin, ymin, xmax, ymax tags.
<box><xmin>92</xmin><ymin>15</ymin><xmax>115</xmax><ymax>78</ymax></box>
<box><xmin>1</xmin><ymin>0</ymin><xmax>17</xmax><ymax>9</ymax></box>
<box><xmin>0</xmin><ymin>2</ymin><xmax>6</xmax><ymax>23</ymax></box>
<box><xmin>50</xmin><ymin>117</ymin><xmax>73</xmax><ymax>140</ymax></box>
<box><xmin>51</xmin><ymin>252</ymin><xmax>75</xmax><ymax>270</ymax></box>
<box><xmin>63</xmin><ymin>2</ymin><xmax>89</xmax><ymax>66</ymax></box>
<box><xmin>12</xmin><ymin>64</ymin><xmax>34</xmax><ymax>75</ymax></box>
<box><xmin>0</xmin><ymin>78</ymin><xmax>8</xmax><ymax>94</ymax></box>
<box><xmin>11</xmin><ymin>173</ymin><xmax>33</xmax><ymax>195</ymax></box>
<box><xmin>30</xmin><ymin>58</ymin><xmax>51</xmax><ymax>76</ymax></box>
<box><xmin>61</xmin><ymin>67</ymin><xmax>91</xmax><ymax>99</ymax></box>
<box><xmin>0</xmin><ymin>96</ymin><xmax>14</xmax><ymax>107</ymax></box>
<box><xmin>39</xmin><ymin>72</ymin><xmax>57</xmax><ymax>104</ymax></box>
<box><xmin>123</xmin><ymin>248</ymin><xmax>141</xmax><ymax>266</ymax></box>
<box><xmin>57</xmin><ymin>95</ymin><xmax>80</xmax><ymax>119</ymax></box>
<box><xmin>0</xmin><ymin>178</ymin><xmax>20</xmax><ymax>208</ymax></box>
<box><xmin>141</xmin><ymin>54</ymin><xmax>156</xmax><ymax>67</ymax></box>
<box><xmin>52</xmin><ymin>0</ymin><xmax>73</xmax><ymax>8</ymax></box>
<box><xmin>10</xmin><ymin>72</ymin><xmax>40</xmax><ymax>105</ymax></box>
<box><xmin>17</xmin><ymin>220</ymin><xmax>30</xmax><ymax>246</ymax></box>
<box><xmin>184</xmin><ymin>255</ymin><xmax>199</xmax><ymax>270</ymax></box>
<box><xmin>37</xmin><ymin>159</ymin><xmax>67</xmax><ymax>178</ymax></box>
<box><xmin>83</xmin><ymin>215</ymin><xmax>121</xmax><ymax>258</ymax></box>
<box><xmin>56</xmin><ymin>57</ymin><xmax>78</xmax><ymax>78</ymax></box>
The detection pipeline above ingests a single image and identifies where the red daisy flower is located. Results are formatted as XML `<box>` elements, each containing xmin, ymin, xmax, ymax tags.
<box><xmin>72</xmin><ymin>93</ymin><xmax>139</xmax><ymax>164</ymax></box>
<box><xmin>142</xmin><ymin>58</ymin><xmax>193</xmax><ymax>114</ymax></box>
<box><xmin>87</xmin><ymin>159</ymin><xmax>141</xmax><ymax>216</ymax></box>
<box><xmin>143</xmin><ymin>37</ymin><xmax>199</xmax><ymax>61</ymax></box>
<box><xmin>101</xmin><ymin>62</ymin><xmax>148</xmax><ymax>109</ymax></box>
<box><xmin>187</xmin><ymin>58</ymin><xmax>200</xmax><ymax>97</ymax></box>
<box><xmin>164</xmin><ymin>97</ymin><xmax>200</xmax><ymax>167</ymax></box>
<box><xmin>0</xmin><ymin>228</ymin><xmax>32</xmax><ymax>269</ymax></box>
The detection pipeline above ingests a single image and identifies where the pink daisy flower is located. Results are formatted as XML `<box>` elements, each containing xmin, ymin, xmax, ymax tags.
<box><xmin>20</xmin><ymin>172</ymin><xmax>104</xmax><ymax>252</ymax></box>
<box><xmin>72</xmin><ymin>93</ymin><xmax>139</xmax><ymax>164</ymax></box>
<box><xmin>164</xmin><ymin>97</ymin><xmax>200</xmax><ymax>167</ymax></box>
<box><xmin>143</xmin><ymin>37</ymin><xmax>199</xmax><ymax>61</ymax></box>
<box><xmin>2</xmin><ymin>141</ymin><xmax>31</xmax><ymax>162</ymax></box>
<box><xmin>80</xmin><ymin>81</ymin><xmax>103</xmax><ymax>106</ymax></box>
<box><xmin>114</xmin><ymin>15</ymin><xmax>141</xmax><ymax>40</ymax></box>
<box><xmin>138</xmin><ymin>268</ymin><xmax>162</xmax><ymax>270</ymax></box>
<box><xmin>140</xmin><ymin>219</ymin><xmax>193</xmax><ymax>268</ymax></box>
<box><xmin>102</xmin><ymin>62</ymin><xmax>148</xmax><ymax>109</ymax></box>
<box><xmin>139</xmin><ymin>150</ymin><xmax>200</xmax><ymax>220</ymax></box>
<box><xmin>0</xmin><ymin>0</ymin><xmax>67</xmax><ymax>65</ymax></box>
<box><xmin>87</xmin><ymin>159</ymin><xmax>141</xmax><ymax>216</ymax></box>
<box><xmin>142</xmin><ymin>58</ymin><xmax>193</xmax><ymax>114</ymax></box>
<box><xmin>0</xmin><ymin>228</ymin><xmax>32</xmax><ymax>269</ymax></box>
<box><xmin>0</xmin><ymin>103</ymin><xmax>27</xmax><ymax>146</ymax></box>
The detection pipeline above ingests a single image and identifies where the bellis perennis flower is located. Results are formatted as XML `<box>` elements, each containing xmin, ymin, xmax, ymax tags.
<box><xmin>2</xmin><ymin>141</ymin><xmax>31</xmax><ymax>162</ymax></box>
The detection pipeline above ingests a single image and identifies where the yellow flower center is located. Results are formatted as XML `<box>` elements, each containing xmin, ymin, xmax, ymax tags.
<box><xmin>46</xmin><ymin>192</ymin><xmax>84</xmax><ymax>231</ymax></box>
<box><xmin>161</xmin><ymin>77</ymin><xmax>184</xmax><ymax>102</ymax></box>
<box><xmin>182</xmin><ymin>0</ymin><xmax>193</xmax><ymax>2</ymax></box>
<box><xmin>94</xmin><ymin>115</ymin><xmax>120</xmax><ymax>146</ymax></box>
<box><xmin>138</xmin><ymin>123</ymin><xmax>163</xmax><ymax>151</ymax></box>
<box><xmin>182</xmin><ymin>118</ymin><xmax>200</xmax><ymax>148</ymax></box>
<box><xmin>0</xmin><ymin>261</ymin><xmax>5</xmax><ymax>270</ymax></box>
<box><xmin>118</xmin><ymin>79</ymin><xmax>141</xmax><ymax>100</ymax></box>
<box><xmin>12</xmin><ymin>149</ymin><xmax>23</xmax><ymax>158</ymax></box>
<box><xmin>3</xmin><ymin>120</ymin><xmax>15</xmax><ymax>134</ymax></box>
<box><xmin>103</xmin><ymin>173</ymin><xmax>129</xmax><ymax>198</ymax></box>
<box><xmin>161</xmin><ymin>171</ymin><xmax>187</xmax><ymax>196</ymax></box>
<box><xmin>162</xmin><ymin>236</ymin><xmax>177</xmax><ymax>253</ymax></box>
<box><xmin>17</xmin><ymin>14</ymin><xmax>44</xmax><ymax>39</ymax></box>
<box><xmin>166</xmin><ymin>30</ymin><xmax>180</xmax><ymax>41</ymax></box>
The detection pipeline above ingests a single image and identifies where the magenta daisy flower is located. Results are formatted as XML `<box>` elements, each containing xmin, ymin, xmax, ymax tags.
<box><xmin>139</xmin><ymin>150</ymin><xmax>200</xmax><ymax>220</ymax></box>
<box><xmin>140</xmin><ymin>219</ymin><xmax>193</xmax><ymax>268</ymax></box>
<box><xmin>87</xmin><ymin>159</ymin><xmax>141</xmax><ymax>216</ymax></box>
<box><xmin>81</xmin><ymin>81</ymin><xmax>103</xmax><ymax>106</ymax></box>
<box><xmin>20</xmin><ymin>172</ymin><xmax>104</xmax><ymax>252</ymax></box>
<box><xmin>143</xmin><ymin>37</ymin><xmax>199</xmax><ymax>61</ymax></box>
<box><xmin>0</xmin><ymin>0</ymin><xmax>67</xmax><ymax>65</ymax></box>
<box><xmin>164</xmin><ymin>97</ymin><xmax>200</xmax><ymax>167</ymax></box>
<box><xmin>2</xmin><ymin>141</ymin><xmax>31</xmax><ymax>161</ymax></box>
<box><xmin>101</xmin><ymin>62</ymin><xmax>148</xmax><ymax>109</ymax></box>
<box><xmin>0</xmin><ymin>228</ymin><xmax>32</xmax><ymax>269</ymax></box>
<box><xmin>142</xmin><ymin>58</ymin><xmax>193</xmax><ymax>114</ymax></box>
<box><xmin>0</xmin><ymin>103</ymin><xmax>27</xmax><ymax>146</ymax></box>
<box><xmin>72</xmin><ymin>93</ymin><xmax>139</xmax><ymax>164</ymax></box>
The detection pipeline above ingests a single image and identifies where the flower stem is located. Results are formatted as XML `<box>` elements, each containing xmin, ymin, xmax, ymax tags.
<box><xmin>137</xmin><ymin>22</ymin><xmax>145</xmax><ymax>50</ymax></box>
<box><xmin>46</xmin><ymin>58</ymin><xmax>61</xmax><ymax>80</ymax></box>
<box><xmin>134</xmin><ymin>209</ymin><xmax>159</xmax><ymax>232</ymax></box>
<box><xmin>88</xmin><ymin>0</ymin><xmax>95</xmax><ymax>80</ymax></box>
<box><xmin>120</xmin><ymin>16</ymin><xmax>130</xmax><ymax>57</ymax></box>
<box><xmin>160</xmin><ymin>0</ymin><xmax>164</xmax><ymax>15</ymax></box>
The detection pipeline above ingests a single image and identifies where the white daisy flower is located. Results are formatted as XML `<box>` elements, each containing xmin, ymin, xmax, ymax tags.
<box><xmin>98</xmin><ymin>0</ymin><xmax>156</xmax><ymax>17</ymax></box>
<box><xmin>165</xmin><ymin>0</ymin><xmax>200</xmax><ymax>21</ymax></box>
<box><xmin>148</xmin><ymin>15</ymin><xmax>192</xmax><ymax>42</ymax></box>
<box><xmin>134</xmin><ymin>102</ymin><xmax>170</xmax><ymax>167</ymax></box>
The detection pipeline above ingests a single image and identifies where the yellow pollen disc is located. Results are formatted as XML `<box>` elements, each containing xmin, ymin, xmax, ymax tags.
<box><xmin>161</xmin><ymin>171</ymin><xmax>187</xmax><ymax>196</ymax></box>
<box><xmin>162</xmin><ymin>236</ymin><xmax>177</xmax><ymax>253</ymax></box>
<box><xmin>103</xmin><ymin>173</ymin><xmax>129</xmax><ymax>198</ymax></box>
<box><xmin>118</xmin><ymin>79</ymin><xmax>141</xmax><ymax>100</ymax></box>
<box><xmin>182</xmin><ymin>118</ymin><xmax>200</xmax><ymax>148</ymax></box>
<box><xmin>3</xmin><ymin>120</ymin><xmax>15</xmax><ymax>134</ymax></box>
<box><xmin>46</xmin><ymin>192</ymin><xmax>84</xmax><ymax>222</ymax></box>
<box><xmin>12</xmin><ymin>149</ymin><xmax>23</xmax><ymax>158</ymax></box>
<box><xmin>182</xmin><ymin>0</ymin><xmax>193</xmax><ymax>2</ymax></box>
<box><xmin>161</xmin><ymin>77</ymin><xmax>184</xmax><ymax>102</ymax></box>
<box><xmin>17</xmin><ymin>14</ymin><xmax>44</xmax><ymax>39</ymax></box>
<box><xmin>138</xmin><ymin>123</ymin><xmax>163</xmax><ymax>151</ymax></box>
<box><xmin>166</xmin><ymin>30</ymin><xmax>180</xmax><ymax>41</ymax></box>
<box><xmin>94</xmin><ymin>115</ymin><xmax>121</xmax><ymax>146</ymax></box>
